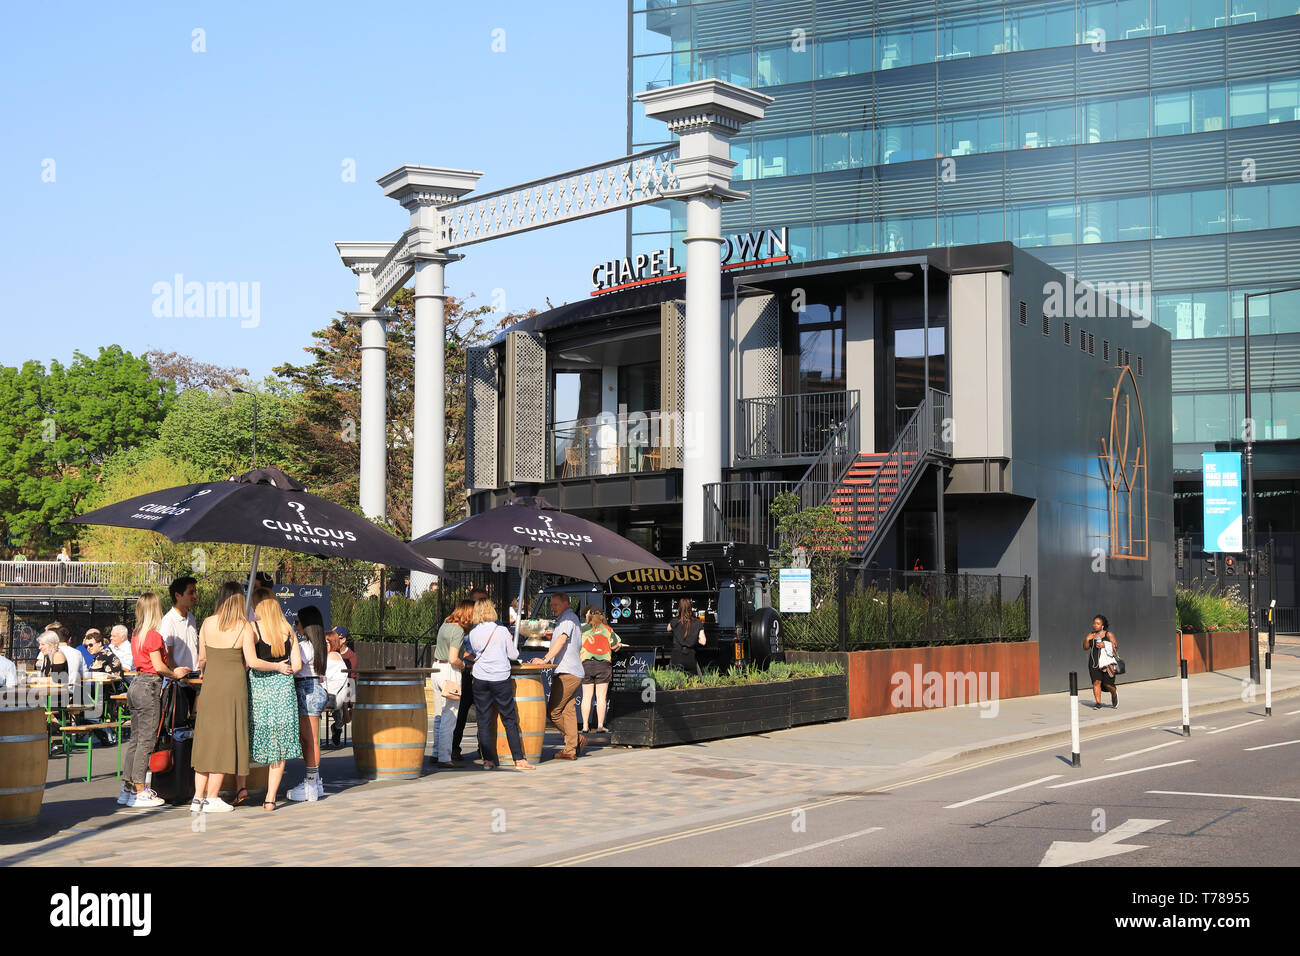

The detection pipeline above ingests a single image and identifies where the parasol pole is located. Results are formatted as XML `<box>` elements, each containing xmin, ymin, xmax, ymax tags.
<box><xmin>245</xmin><ymin>545</ymin><xmax>262</xmax><ymax>614</ymax></box>
<box><xmin>512</xmin><ymin>549</ymin><xmax>531</xmax><ymax>650</ymax></box>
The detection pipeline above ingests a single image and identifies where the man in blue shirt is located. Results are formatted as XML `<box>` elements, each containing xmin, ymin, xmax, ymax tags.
<box><xmin>77</xmin><ymin>629</ymin><xmax>99</xmax><ymax>669</ymax></box>
<box><xmin>536</xmin><ymin>594</ymin><xmax>586</xmax><ymax>760</ymax></box>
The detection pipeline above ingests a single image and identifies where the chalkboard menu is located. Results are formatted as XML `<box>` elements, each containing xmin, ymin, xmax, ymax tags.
<box><xmin>610</xmin><ymin>649</ymin><xmax>656</xmax><ymax>692</ymax></box>
<box><xmin>274</xmin><ymin>584</ymin><xmax>331</xmax><ymax>633</ymax></box>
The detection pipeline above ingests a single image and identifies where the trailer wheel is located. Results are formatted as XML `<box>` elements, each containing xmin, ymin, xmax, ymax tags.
<box><xmin>748</xmin><ymin>608</ymin><xmax>782</xmax><ymax>666</ymax></box>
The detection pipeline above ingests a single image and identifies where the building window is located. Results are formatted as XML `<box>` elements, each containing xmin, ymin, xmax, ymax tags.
<box><xmin>1154</xmin><ymin>185</ymin><xmax>1227</xmax><ymax>238</ymax></box>
<box><xmin>940</xmin><ymin>108</ymin><xmax>1005</xmax><ymax>156</ymax></box>
<box><xmin>1079</xmin><ymin>93</ymin><xmax>1150</xmax><ymax>143</ymax></box>
<box><xmin>753</xmin><ymin>132</ymin><xmax>812</xmax><ymax>179</ymax></box>
<box><xmin>1230</xmin><ymin>180</ymin><xmax>1300</xmax><ymax>232</ymax></box>
<box><xmin>785</xmin><ymin>295</ymin><xmax>847</xmax><ymax>394</ymax></box>
<box><xmin>877</xmin><ymin>20</ymin><xmax>936</xmax><ymax>71</ymax></box>
<box><xmin>1006</xmin><ymin>0</ymin><xmax>1076</xmax><ymax>52</ymax></box>
<box><xmin>693</xmin><ymin>45</ymin><xmax>751</xmax><ymax>87</ymax></box>
<box><xmin>814</xmin><ymin>127</ymin><xmax>871</xmax><ymax>173</ymax></box>
<box><xmin>877</xmin><ymin>116</ymin><xmax>938</xmax><ymax>165</ymax></box>
<box><xmin>1154</xmin><ymin>83</ymin><xmax>1227</xmax><ymax>137</ymax></box>
<box><xmin>755</xmin><ymin>39</ymin><xmax>812</xmax><ymax>88</ymax></box>
<box><xmin>1009</xmin><ymin>99</ymin><xmax>1076</xmax><ymax>149</ymax></box>
<box><xmin>1080</xmin><ymin>193</ymin><xmax>1152</xmax><ymax>243</ymax></box>
<box><xmin>816</xmin><ymin>30</ymin><xmax>871</xmax><ymax>80</ymax></box>
<box><xmin>939</xmin><ymin>10</ymin><xmax>1005</xmax><ymax>61</ymax></box>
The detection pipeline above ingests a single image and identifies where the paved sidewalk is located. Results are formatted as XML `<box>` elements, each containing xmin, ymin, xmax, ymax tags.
<box><xmin>3</xmin><ymin>649</ymin><xmax>1297</xmax><ymax>867</ymax></box>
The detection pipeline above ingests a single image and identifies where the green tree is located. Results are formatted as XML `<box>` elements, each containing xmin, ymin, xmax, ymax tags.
<box><xmin>0</xmin><ymin>347</ymin><xmax>172</xmax><ymax>555</ymax></box>
<box><xmin>153</xmin><ymin>383</ymin><xmax>299</xmax><ymax>478</ymax></box>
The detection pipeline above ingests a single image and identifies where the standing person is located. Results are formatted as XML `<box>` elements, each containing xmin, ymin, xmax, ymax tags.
<box><xmin>465</xmin><ymin>598</ymin><xmax>534</xmax><ymax>771</ymax></box>
<box><xmin>580</xmin><ymin>608</ymin><xmax>622</xmax><ymax>734</ymax></box>
<box><xmin>108</xmin><ymin>625</ymin><xmax>135</xmax><ymax>672</ymax></box>
<box><xmin>536</xmin><ymin>593</ymin><xmax>585</xmax><ymax>760</ymax></box>
<box><xmin>160</xmin><ymin>576</ymin><xmax>199</xmax><ymax>672</ymax></box>
<box><xmin>508</xmin><ymin>597</ymin><xmax>520</xmax><ymax>628</ymax></box>
<box><xmin>1083</xmin><ymin>615</ymin><xmax>1120</xmax><ymax>709</ymax></box>
<box><xmin>118</xmin><ymin>593</ymin><xmax>191</xmax><ymax>809</ymax></box>
<box><xmin>431</xmin><ymin>600</ymin><xmax>473</xmax><ymax>766</ymax></box>
<box><xmin>451</xmin><ymin>588</ymin><xmax>489</xmax><ymax>761</ymax></box>
<box><xmin>322</xmin><ymin>630</ymin><xmax>353</xmax><ymax>749</ymax></box>
<box><xmin>668</xmin><ymin>598</ymin><xmax>705</xmax><ymax>673</ymax></box>
<box><xmin>0</xmin><ymin>635</ymin><xmax>16</xmax><ymax>689</ymax></box>
<box><xmin>190</xmin><ymin>582</ymin><xmax>252</xmax><ymax>813</ymax></box>
<box><xmin>56</xmin><ymin>546</ymin><xmax>71</xmax><ymax>564</ymax></box>
<box><xmin>246</xmin><ymin>593</ymin><xmax>302</xmax><ymax>811</ymax></box>
<box><xmin>287</xmin><ymin>605</ymin><xmax>328</xmax><ymax>802</ymax></box>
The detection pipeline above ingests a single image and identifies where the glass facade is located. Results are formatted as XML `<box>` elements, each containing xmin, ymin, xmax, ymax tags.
<box><xmin>629</xmin><ymin>1</ymin><xmax>1300</xmax><ymax>473</ymax></box>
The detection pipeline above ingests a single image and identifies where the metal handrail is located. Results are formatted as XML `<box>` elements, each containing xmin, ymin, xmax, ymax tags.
<box><xmin>735</xmin><ymin>390</ymin><xmax>860</xmax><ymax>461</ymax></box>
<box><xmin>795</xmin><ymin>393</ymin><xmax>860</xmax><ymax>508</ymax></box>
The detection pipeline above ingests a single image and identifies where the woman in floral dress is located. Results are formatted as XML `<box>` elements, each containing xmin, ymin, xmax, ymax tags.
<box><xmin>245</xmin><ymin>592</ymin><xmax>303</xmax><ymax>810</ymax></box>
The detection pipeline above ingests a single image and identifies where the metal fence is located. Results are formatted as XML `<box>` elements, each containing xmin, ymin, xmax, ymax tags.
<box><xmin>703</xmin><ymin>480</ymin><xmax>839</xmax><ymax>550</ymax></box>
<box><xmin>0</xmin><ymin>560</ymin><xmax>167</xmax><ymax>589</ymax></box>
<box><xmin>735</xmin><ymin>390</ymin><xmax>859</xmax><ymax>461</ymax></box>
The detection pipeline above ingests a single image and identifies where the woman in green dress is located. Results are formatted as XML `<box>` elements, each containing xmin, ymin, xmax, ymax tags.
<box><xmin>246</xmin><ymin>591</ymin><xmax>303</xmax><ymax>810</ymax></box>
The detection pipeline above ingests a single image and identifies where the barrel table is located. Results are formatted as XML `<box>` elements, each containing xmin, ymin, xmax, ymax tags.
<box><xmin>352</xmin><ymin>669</ymin><xmax>430</xmax><ymax>780</ymax></box>
<box><xmin>492</xmin><ymin>663</ymin><xmax>552</xmax><ymax>767</ymax></box>
<box><xmin>0</xmin><ymin>706</ymin><xmax>47</xmax><ymax>827</ymax></box>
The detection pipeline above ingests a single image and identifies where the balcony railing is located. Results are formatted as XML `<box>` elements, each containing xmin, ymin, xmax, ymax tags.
<box><xmin>0</xmin><ymin>561</ymin><xmax>168</xmax><ymax>589</ymax></box>
<box><xmin>549</xmin><ymin>410</ymin><xmax>678</xmax><ymax>480</ymax></box>
<box><xmin>735</xmin><ymin>390</ymin><xmax>860</xmax><ymax>461</ymax></box>
<box><xmin>703</xmin><ymin>480</ymin><xmax>840</xmax><ymax>550</ymax></box>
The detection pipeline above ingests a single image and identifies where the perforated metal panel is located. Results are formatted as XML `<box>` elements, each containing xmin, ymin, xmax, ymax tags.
<box><xmin>661</xmin><ymin>300</ymin><xmax>686</xmax><ymax>470</ymax></box>
<box><xmin>753</xmin><ymin>296</ymin><xmax>780</xmax><ymax>398</ymax></box>
<box><xmin>503</xmin><ymin>331</ymin><xmax>546</xmax><ymax>483</ymax></box>
<box><xmin>465</xmin><ymin>346</ymin><xmax>499</xmax><ymax>490</ymax></box>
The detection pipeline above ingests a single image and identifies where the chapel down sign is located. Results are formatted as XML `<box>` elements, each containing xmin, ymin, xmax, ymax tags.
<box><xmin>336</xmin><ymin>80</ymin><xmax>774</xmax><ymax>595</ymax></box>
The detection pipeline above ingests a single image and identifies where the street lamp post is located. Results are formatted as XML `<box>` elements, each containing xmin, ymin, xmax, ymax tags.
<box><xmin>232</xmin><ymin>387</ymin><xmax>259</xmax><ymax>468</ymax></box>
<box><xmin>1242</xmin><ymin>285</ymin><xmax>1300</xmax><ymax>685</ymax></box>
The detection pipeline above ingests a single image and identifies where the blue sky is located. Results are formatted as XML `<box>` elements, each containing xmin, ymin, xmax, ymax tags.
<box><xmin>0</xmin><ymin>1</ymin><xmax>630</xmax><ymax>379</ymax></box>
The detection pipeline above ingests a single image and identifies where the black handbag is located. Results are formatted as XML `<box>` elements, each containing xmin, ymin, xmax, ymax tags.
<box><xmin>1115</xmin><ymin>658</ymin><xmax>1126</xmax><ymax>676</ymax></box>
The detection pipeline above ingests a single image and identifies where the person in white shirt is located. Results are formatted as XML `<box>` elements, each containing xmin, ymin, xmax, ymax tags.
<box><xmin>536</xmin><ymin>594</ymin><xmax>586</xmax><ymax>760</ymax></box>
<box><xmin>0</xmin><ymin>642</ymin><xmax>17</xmax><ymax>689</ymax></box>
<box><xmin>159</xmin><ymin>576</ymin><xmax>199</xmax><ymax>671</ymax></box>
<box><xmin>108</xmin><ymin>625</ymin><xmax>135</xmax><ymax>672</ymax></box>
<box><xmin>465</xmin><ymin>599</ymin><xmax>534</xmax><ymax>771</ymax></box>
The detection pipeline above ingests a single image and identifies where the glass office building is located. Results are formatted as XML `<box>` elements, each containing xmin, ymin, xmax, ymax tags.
<box><xmin>628</xmin><ymin>0</ymin><xmax>1300</xmax><ymax>517</ymax></box>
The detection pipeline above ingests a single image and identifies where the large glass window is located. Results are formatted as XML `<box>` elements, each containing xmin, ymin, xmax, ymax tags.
<box><xmin>1274</xmin><ymin>390</ymin><xmax>1300</xmax><ymax>440</ymax></box>
<box><xmin>1230</xmin><ymin>81</ymin><xmax>1268</xmax><ymax>127</ymax></box>
<box><xmin>1155</xmin><ymin>289</ymin><xmax>1229</xmax><ymax>338</ymax></box>
<box><xmin>1268</xmin><ymin>77</ymin><xmax>1300</xmax><ymax>123</ymax></box>
<box><xmin>1195</xmin><ymin>392</ymin><xmax>1230</xmax><ymax>442</ymax></box>
<box><xmin>1009</xmin><ymin>99</ymin><xmax>1076</xmax><ymax>148</ymax></box>
<box><xmin>1154</xmin><ymin>83</ymin><xmax>1227</xmax><ymax>136</ymax></box>
<box><xmin>1080</xmin><ymin>193</ymin><xmax>1152</xmax><ymax>242</ymax></box>
<box><xmin>1232</xmin><ymin>392</ymin><xmax>1276</xmax><ymax>440</ymax></box>
<box><xmin>1009</xmin><ymin>200</ymin><xmax>1078</xmax><ymax>246</ymax></box>
<box><xmin>939</xmin><ymin>207</ymin><xmax>1004</xmax><ymax>246</ymax></box>
<box><xmin>877</xmin><ymin>117</ymin><xmax>937</xmax><ymax>164</ymax></box>
<box><xmin>1155</xmin><ymin>185</ymin><xmax>1227</xmax><ymax>237</ymax></box>
<box><xmin>817</xmin><ymin>30</ymin><xmax>871</xmax><ymax>79</ymax></box>
<box><xmin>815</xmin><ymin>126</ymin><xmax>871</xmax><ymax>172</ymax></box>
<box><xmin>880</xmin><ymin>213</ymin><xmax>938</xmax><ymax>252</ymax></box>
<box><xmin>939</xmin><ymin>10</ymin><xmax>1004</xmax><ymax>60</ymax></box>
<box><xmin>1154</xmin><ymin>0</ymin><xmax>1228</xmax><ymax>33</ymax></box>
<box><xmin>1172</xmin><ymin>393</ymin><xmax>1195</xmax><ymax>442</ymax></box>
<box><xmin>1232</xmin><ymin>287</ymin><xmax>1300</xmax><ymax>336</ymax></box>
<box><xmin>693</xmin><ymin>45</ymin><xmax>750</xmax><ymax>86</ymax></box>
<box><xmin>940</xmin><ymin>108</ymin><xmax>1004</xmax><ymax>155</ymax></box>
<box><xmin>796</xmin><ymin>301</ymin><xmax>846</xmax><ymax>393</ymax></box>
<box><xmin>754</xmin><ymin>132</ymin><xmax>812</xmax><ymax>178</ymax></box>
<box><xmin>1231</xmin><ymin>180</ymin><xmax>1300</xmax><ymax>231</ymax></box>
<box><xmin>730</xmin><ymin>137</ymin><xmax>752</xmax><ymax>181</ymax></box>
<box><xmin>1007</xmin><ymin>0</ymin><xmax>1076</xmax><ymax>51</ymax></box>
<box><xmin>877</xmin><ymin>20</ymin><xmax>936</xmax><ymax>71</ymax></box>
<box><xmin>1080</xmin><ymin>93</ymin><xmax>1150</xmax><ymax>142</ymax></box>
<box><xmin>817</xmin><ymin>220</ymin><xmax>873</xmax><ymax>258</ymax></box>
<box><xmin>755</xmin><ymin>39</ymin><xmax>812</xmax><ymax>87</ymax></box>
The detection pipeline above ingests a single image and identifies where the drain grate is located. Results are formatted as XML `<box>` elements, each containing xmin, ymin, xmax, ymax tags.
<box><xmin>672</xmin><ymin>767</ymin><xmax>755</xmax><ymax>781</ymax></box>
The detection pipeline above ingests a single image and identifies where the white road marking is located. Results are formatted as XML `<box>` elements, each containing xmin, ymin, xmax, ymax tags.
<box><xmin>1106</xmin><ymin>740</ymin><xmax>1185</xmax><ymax>761</ymax></box>
<box><xmin>1160</xmin><ymin>725</ymin><xmax>1208</xmax><ymax>731</ymax></box>
<box><xmin>943</xmin><ymin>775</ymin><xmax>1063</xmax><ymax>809</ymax></box>
<box><xmin>1243</xmin><ymin>739</ymin><xmax>1300</xmax><ymax>752</ymax></box>
<box><xmin>1148</xmin><ymin>790</ymin><xmax>1300</xmax><ymax>803</ymax></box>
<box><xmin>1206</xmin><ymin>719</ymin><xmax>1264</xmax><ymax>735</ymax></box>
<box><xmin>1047</xmin><ymin>760</ymin><xmax>1196</xmax><ymax>789</ymax></box>
<box><xmin>736</xmin><ymin>827</ymin><xmax>883</xmax><ymax>867</ymax></box>
<box><xmin>1286</xmin><ymin>709</ymin><xmax>1300</xmax><ymax>716</ymax></box>
<box><xmin>1039</xmin><ymin>818</ymin><xmax>1168</xmax><ymax>868</ymax></box>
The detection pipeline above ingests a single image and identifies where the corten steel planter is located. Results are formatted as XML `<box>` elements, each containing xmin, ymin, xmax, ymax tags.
<box><xmin>1177</xmin><ymin>630</ymin><xmax>1248</xmax><ymax>674</ymax></box>
<box><xmin>608</xmin><ymin>674</ymin><xmax>847</xmax><ymax>748</ymax></box>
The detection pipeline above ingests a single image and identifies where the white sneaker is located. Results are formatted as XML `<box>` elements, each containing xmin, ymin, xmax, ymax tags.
<box><xmin>189</xmin><ymin>797</ymin><xmax>205</xmax><ymax>814</ymax></box>
<box><xmin>124</xmin><ymin>790</ymin><xmax>164</xmax><ymax>809</ymax></box>
<box><xmin>315</xmin><ymin>777</ymin><xmax>325</xmax><ymax>798</ymax></box>
<box><xmin>286</xmin><ymin>780</ymin><xmax>311</xmax><ymax>802</ymax></box>
<box><xmin>305</xmin><ymin>776</ymin><xmax>320</xmax><ymax>802</ymax></box>
<box><xmin>200</xmin><ymin>796</ymin><xmax>234</xmax><ymax>813</ymax></box>
<box><xmin>117</xmin><ymin>786</ymin><xmax>133</xmax><ymax>806</ymax></box>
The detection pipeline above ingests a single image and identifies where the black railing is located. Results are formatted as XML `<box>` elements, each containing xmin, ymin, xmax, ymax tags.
<box><xmin>828</xmin><ymin>567</ymin><xmax>1032</xmax><ymax>651</ymax></box>
<box><xmin>703</xmin><ymin>480</ymin><xmax>840</xmax><ymax>549</ymax></box>
<box><xmin>735</xmin><ymin>390</ymin><xmax>859</xmax><ymax>461</ymax></box>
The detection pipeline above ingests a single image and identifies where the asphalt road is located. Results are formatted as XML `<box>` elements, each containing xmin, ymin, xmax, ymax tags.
<box><xmin>531</xmin><ymin>701</ymin><xmax>1300</xmax><ymax>868</ymax></box>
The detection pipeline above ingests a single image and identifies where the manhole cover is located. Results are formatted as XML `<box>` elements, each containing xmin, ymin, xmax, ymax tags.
<box><xmin>672</xmin><ymin>768</ymin><xmax>755</xmax><ymax>780</ymax></box>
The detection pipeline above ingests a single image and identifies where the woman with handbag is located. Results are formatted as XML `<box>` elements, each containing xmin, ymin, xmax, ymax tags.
<box><xmin>668</xmin><ymin>599</ymin><xmax>706</xmax><ymax>674</ymax></box>
<box><xmin>323</xmin><ymin>630</ymin><xmax>352</xmax><ymax>749</ymax></box>
<box><xmin>246</xmin><ymin>593</ymin><xmax>303</xmax><ymax>811</ymax></box>
<box><xmin>118</xmin><ymin>592</ymin><xmax>190</xmax><ymax>810</ymax></box>
<box><xmin>431</xmin><ymin>600</ymin><xmax>473</xmax><ymax>767</ymax></box>
<box><xmin>1083</xmin><ymin>614</ymin><xmax>1121</xmax><ymax>709</ymax></box>
<box><xmin>465</xmin><ymin>598</ymin><xmax>535</xmax><ymax>771</ymax></box>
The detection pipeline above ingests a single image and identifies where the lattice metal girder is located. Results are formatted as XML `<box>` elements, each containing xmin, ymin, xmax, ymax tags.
<box><xmin>370</xmin><ymin>228</ymin><xmax>416</xmax><ymax>308</ymax></box>
<box><xmin>441</xmin><ymin>146</ymin><xmax>679</xmax><ymax>249</ymax></box>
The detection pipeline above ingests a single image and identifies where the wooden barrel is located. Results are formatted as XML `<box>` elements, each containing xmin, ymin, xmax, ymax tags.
<box><xmin>494</xmin><ymin>672</ymin><xmax>546</xmax><ymax>767</ymax></box>
<box><xmin>0</xmin><ymin>707</ymin><xmax>47</xmax><ymax>827</ymax></box>
<box><xmin>353</xmin><ymin>671</ymin><xmax>427</xmax><ymax>780</ymax></box>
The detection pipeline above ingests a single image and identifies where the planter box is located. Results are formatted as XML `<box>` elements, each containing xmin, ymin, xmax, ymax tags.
<box><xmin>1178</xmin><ymin>630</ymin><xmax>1248</xmax><ymax>674</ymax></box>
<box><xmin>609</xmin><ymin>674</ymin><xmax>847</xmax><ymax>748</ymax></box>
<box><xmin>788</xmin><ymin>642</ymin><xmax>1039</xmax><ymax>719</ymax></box>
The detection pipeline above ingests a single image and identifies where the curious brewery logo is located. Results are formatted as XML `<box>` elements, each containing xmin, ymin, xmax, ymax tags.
<box><xmin>512</xmin><ymin>512</ymin><xmax>592</xmax><ymax>548</ymax></box>
<box><xmin>128</xmin><ymin>488</ymin><xmax>213</xmax><ymax>522</ymax></box>
<box><xmin>262</xmin><ymin>500</ymin><xmax>358</xmax><ymax>549</ymax></box>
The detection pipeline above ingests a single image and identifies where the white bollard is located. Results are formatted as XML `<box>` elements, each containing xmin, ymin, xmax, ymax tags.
<box><xmin>1069</xmin><ymin>671</ymin><xmax>1081</xmax><ymax>767</ymax></box>
<box><xmin>1180</xmin><ymin>658</ymin><xmax>1190</xmax><ymax>737</ymax></box>
<box><xmin>1265</xmin><ymin>652</ymin><xmax>1272</xmax><ymax>717</ymax></box>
